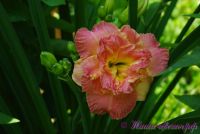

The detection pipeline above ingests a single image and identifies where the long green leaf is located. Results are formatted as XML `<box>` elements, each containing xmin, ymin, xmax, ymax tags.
<box><xmin>0</xmin><ymin>96</ymin><xmax>22</xmax><ymax>134</ymax></box>
<box><xmin>0</xmin><ymin>45</ymin><xmax>37</xmax><ymax>133</ymax></box>
<box><xmin>175</xmin><ymin>4</ymin><xmax>200</xmax><ymax>43</ymax></box>
<box><xmin>63</xmin><ymin>76</ymin><xmax>91</xmax><ymax>134</ymax></box>
<box><xmin>166</xmin><ymin>108</ymin><xmax>200</xmax><ymax>124</ymax></box>
<box><xmin>0</xmin><ymin>2</ymin><xmax>55</xmax><ymax>133</ymax></box>
<box><xmin>137</xmin><ymin>2</ymin><xmax>160</xmax><ymax>32</ymax></box>
<box><xmin>185</xmin><ymin>13</ymin><xmax>200</xmax><ymax>18</ymax></box>
<box><xmin>145</xmin><ymin>68</ymin><xmax>188</xmax><ymax>123</ymax></box>
<box><xmin>154</xmin><ymin>0</ymin><xmax>178</xmax><ymax>39</ymax></box>
<box><xmin>74</xmin><ymin>0</ymin><xmax>88</xmax><ymax>29</ymax></box>
<box><xmin>0</xmin><ymin>112</ymin><xmax>20</xmax><ymax>124</ymax></box>
<box><xmin>129</xmin><ymin>0</ymin><xmax>138</xmax><ymax>28</ymax></box>
<box><xmin>42</xmin><ymin>0</ymin><xmax>65</xmax><ymax>6</ymax></box>
<box><xmin>169</xmin><ymin>25</ymin><xmax>200</xmax><ymax>65</ymax></box>
<box><xmin>145</xmin><ymin>1</ymin><xmax>167</xmax><ymax>33</ymax></box>
<box><xmin>175</xmin><ymin>95</ymin><xmax>200</xmax><ymax>110</ymax></box>
<box><xmin>26</xmin><ymin>0</ymin><xmax>71</xmax><ymax>133</ymax></box>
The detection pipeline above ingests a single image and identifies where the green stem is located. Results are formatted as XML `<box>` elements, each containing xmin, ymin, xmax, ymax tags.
<box><xmin>0</xmin><ymin>2</ymin><xmax>55</xmax><ymax>133</ymax></box>
<box><xmin>26</xmin><ymin>0</ymin><xmax>71</xmax><ymax>133</ymax></box>
<box><xmin>129</xmin><ymin>0</ymin><xmax>138</xmax><ymax>29</ymax></box>
<box><xmin>65</xmin><ymin>75</ymin><xmax>90</xmax><ymax>134</ymax></box>
<box><xmin>0</xmin><ymin>46</ymin><xmax>35</xmax><ymax>134</ymax></box>
<box><xmin>75</xmin><ymin>0</ymin><xmax>88</xmax><ymax>29</ymax></box>
<box><xmin>154</xmin><ymin>0</ymin><xmax>178</xmax><ymax>39</ymax></box>
<box><xmin>48</xmin><ymin>74</ymin><xmax>72</xmax><ymax>133</ymax></box>
<box><xmin>145</xmin><ymin>1</ymin><xmax>166</xmax><ymax>33</ymax></box>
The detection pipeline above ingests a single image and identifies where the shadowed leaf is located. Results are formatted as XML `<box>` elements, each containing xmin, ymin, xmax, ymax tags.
<box><xmin>175</xmin><ymin>95</ymin><xmax>200</xmax><ymax>110</ymax></box>
<box><xmin>42</xmin><ymin>0</ymin><xmax>65</xmax><ymax>6</ymax></box>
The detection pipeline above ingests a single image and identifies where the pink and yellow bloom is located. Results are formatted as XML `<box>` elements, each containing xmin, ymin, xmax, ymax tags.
<box><xmin>72</xmin><ymin>21</ymin><xmax>169</xmax><ymax>119</ymax></box>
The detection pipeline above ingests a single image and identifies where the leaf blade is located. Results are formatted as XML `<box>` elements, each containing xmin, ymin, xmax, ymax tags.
<box><xmin>0</xmin><ymin>112</ymin><xmax>20</xmax><ymax>124</ymax></box>
<box><xmin>175</xmin><ymin>95</ymin><xmax>200</xmax><ymax>110</ymax></box>
<box><xmin>42</xmin><ymin>0</ymin><xmax>65</xmax><ymax>6</ymax></box>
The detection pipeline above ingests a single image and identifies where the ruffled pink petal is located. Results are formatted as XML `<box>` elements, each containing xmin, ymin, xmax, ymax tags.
<box><xmin>81</xmin><ymin>76</ymin><xmax>102</xmax><ymax>93</ymax></box>
<box><xmin>134</xmin><ymin>77</ymin><xmax>153</xmax><ymax>101</ymax></box>
<box><xmin>75</xmin><ymin>28</ymin><xmax>99</xmax><ymax>58</ymax></box>
<box><xmin>82</xmin><ymin>56</ymin><xmax>101</xmax><ymax>79</ymax></box>
<box><xmin>92</xmin><ymin>21</ymin><xmax>118</xmax><ymax>39</ymax></box>
<box><xmin>117</xmin><ymin>78</ymin><xmax>133</xmax><ymax>94</ymax></box>
<box><xmin>127</xmin><ymin>50</ymin><xmax>151</xmax><ymax>73</ymax></box>
<box><xmin>86</xmin><ymin>91</ymin><xmax>137</xmax><ymax>119</ymax></box>
<box><xmin>72</xmin><ymin>59</ymin><xmax>83</xmax><ymax>86</ymax></box>
<box><xmin>98</xmin><ymin>34</ymin><xmax>130</xmax><ymax>63</ymax></box>
<box><xmin>148</xmin><ymin>48</ymin><xmax>169</xmax><ymax>76</ymax></box>
<box><xmin>100</xmin><ymin>72</ymin><xmax>134</xmax><ymax>95</ymax></box>
<box><xmin>121</xmin><ymin>25</ymin><xmax>140</xmax><ymax>43</ymax></box>
<box><xmin>100</xmin><ymin>72</ymin><xmax>115</xmax><ymax>90</ymax></box>
<box><xmin>140</xmin><ymin>33</ymin><xmax>159</xmax><ymax>48</ymax></box>
<box><xmin>109</xmin><ymin>92</ymin><xmax>137</xmax><ymax>119</ymax></box>
<box><xmin>86</xmin><ymin>93</ymin><xmax>110</xmax><ymax>115</ymax></box>
<box><xmin>140</xmin><ymin>33</ymin><xmax>169</xmax><ymax>76</ymax></box>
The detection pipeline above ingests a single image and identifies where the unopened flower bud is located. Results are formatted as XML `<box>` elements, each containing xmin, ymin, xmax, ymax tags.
<box><xmin>59</xmin><ymin>58</ymin><xmax>72</xmax><ymax>75</ymax></box>
<box><xmin>51</xmin><ymin>63</ymin><xmax>64</xmax><ymax>75</ymax></box>
<box><xmin>70</xmin><ymin>53</ymin><xmax>79</xmax><ymax>62</ymax></box>
<box><xmin>105</xmin><ymin>14</ymin><xmax>114</xmax><ymax>22</ymax></box>
<box><xmin>67</xmin><ymin>41</ymin><xmax>76</xmax><ymax>53</ymax></box>
<box><xmin>40</xmin><ymin>51</ymin><xmax>57</xmax><ymax>69</ymax></box>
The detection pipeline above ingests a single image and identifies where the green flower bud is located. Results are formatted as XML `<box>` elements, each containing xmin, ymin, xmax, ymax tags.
<box><xmin>51</xmin><ymin>63</ymin><xmax>64</xmax><ymax>75</ymax></box>
<box><xmin>59</xmin><ymin>58</ymin><xmax>72</xmax><ymax>75</ymax></box>
<box><xmin>105</xmin><ymin>14</ymin><xmax>114</xmax><ymax>22</ymax></box>
<box><xmin>98</xmin><ymin>5</ymin><xmax>106</xmax><ymax>18</ymax></box>
<box><xmin>70</xmin><ymin>53</ymin><xmax>79</xmax><ymax>62</ymax></box>
<box><xmin>67</xmin><ymin>41</ymin><xmax>76</xmax><ymax>53</ymax></box>
<box><xmin>40</xmin><ymin>51</ymin><xmax>57</xmax><ymax>69</ymax></box>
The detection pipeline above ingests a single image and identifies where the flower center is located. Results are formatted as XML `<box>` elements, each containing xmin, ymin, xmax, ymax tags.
<box><xmin>108</xmin><ymin>61</ymin><xmax>126</xmax><ymax>68</ymax></box>
<box><xmin>108</xmin><ymin>61</ymin><xmax>129</xmax><ymax>80</ymax></box>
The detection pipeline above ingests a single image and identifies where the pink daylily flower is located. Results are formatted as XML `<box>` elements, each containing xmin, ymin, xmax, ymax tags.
<box><xmin>72</xmin><ymin>21</ymin><xmax>169</xmax><ymax>119</ymax></box>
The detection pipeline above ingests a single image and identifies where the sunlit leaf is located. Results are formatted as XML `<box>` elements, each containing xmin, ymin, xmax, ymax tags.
<box><xmin>185</xmin><ymin>13</ymin><xmax>200</xmax><ymax>18</ymax></box>
<box><xmin>0</xmin><ymin>112</ymin><xmax>20</xmax><ymax>124</ymax></box>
